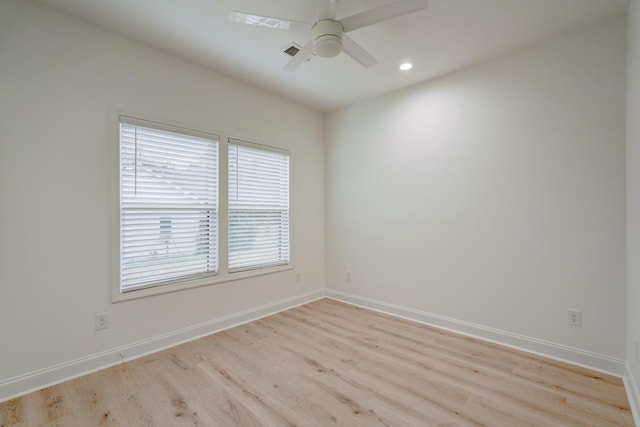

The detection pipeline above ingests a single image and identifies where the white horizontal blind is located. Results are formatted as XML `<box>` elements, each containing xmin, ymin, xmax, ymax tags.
<box><xmin>228</xmin><ymin>140</ymin><xmax>290</xmax><ymax>272</ymax></box>
<box><xmin>120</xmin><ymin>119</ymin><xmax>218</xmax><ymax>292</ymax></box>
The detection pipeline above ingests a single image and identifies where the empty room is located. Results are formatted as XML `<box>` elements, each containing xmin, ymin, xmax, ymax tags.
<box><xmin>1</xmin><ymin>0</ymin><xmax>640</xmax><ymax>425</ymax></box>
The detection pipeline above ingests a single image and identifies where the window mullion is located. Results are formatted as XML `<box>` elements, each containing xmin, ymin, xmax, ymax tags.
<box><xmin>219</xmin><ymin>135</ymin><xmax>229</xmax><ymax>277</ymax></box>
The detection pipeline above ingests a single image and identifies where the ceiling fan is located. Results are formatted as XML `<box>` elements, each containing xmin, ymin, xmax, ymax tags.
<box><xmin>229</xmin><ymin>0</ymin><xmax>428</xmax><ymax>71</ymax></box>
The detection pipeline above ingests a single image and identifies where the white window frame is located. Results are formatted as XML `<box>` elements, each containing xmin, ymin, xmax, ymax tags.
<box><xmin>111</xmin><ymin>114</ymin><xmax>293</xmax><ymax>302</ymax></box>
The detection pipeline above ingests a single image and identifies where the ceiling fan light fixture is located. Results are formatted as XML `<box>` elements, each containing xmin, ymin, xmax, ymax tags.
<box><xmin>314</xmin><ymin>37</ymin><xmax>342</xmax><ymax>58</ymax></box>
<box><xmin>312</xmin><ymin>19</ymin><xmax>344</xmax><ymax>58</ymax></box>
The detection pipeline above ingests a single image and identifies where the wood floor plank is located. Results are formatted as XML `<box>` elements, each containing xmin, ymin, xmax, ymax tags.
<box><xmin>350</xmin><ymin>365</ymin><xmax>479</xmax><ymax>426</ymax></box>
<box><xmin>352</xmin><ymin>359</ymin><xmax>470</xmax><ymax>408</ymax></box>
<box><xmin>511</xmin><ymin>364</ymin><xmax>630</xmax><ymax>408</ymax></box>
<box><xmin>0</xmin><ymin>398</ymin><xmax>25</xmax><ymax>426</ymax></box>
<box><xmin>130</xmin><ymin>358</ymin><xmax>213</xmax><ymax>426</ymax></box>
<box><xmin>425</xmin><ymin>360</ymin><xmax>600</xmax><ymax>427</ymax></box>
<box><xmin>199</xmin><ymin>390</ymin><xmax>267</xmax><ymax>427</ymax></box>
<box><xmin>3</xmin><ymin>299</ymin><xmax>634</xmax><ymax>426</ymax></box>
<box><xmin>566</xmin><ymin>394</ymin><xmax>635</xmax><ymax>426</ymax></box>
<box><xmin>64</xmin><ymin>375</ymin><xmax>120</xmax><ymax>426</ymax></box>
<box><xmin>197</xmin><ymin>360</ymin><xmax>306</xmax><ymax>427</ymax></box>
<box><xmin>256</xmin><ymin>316</ymin><xmax>362</xmax><ymax>372</ymax></box>
<box><xmin>285</xmin><ymin>305</ymin><xmax>518</xmax><ymax>379</ymax></box>
<box><xmin>280</xmin><ymin>309</ymin><xmax>441</xmax><ymax>372</ymax></box>
<box><xmin>22</xmin><ymin>386</ymin><xmax>73</xmax><ymax>426</ymax></box>
<box><xmin>364</xmin><ymin>393</ymin><xmax>449</xmax><ymax>427</ymax></box>
<box><xmin>461</xmin><ymin>393</ymin><xmax>541</xmax><ymax>427</ymax></box>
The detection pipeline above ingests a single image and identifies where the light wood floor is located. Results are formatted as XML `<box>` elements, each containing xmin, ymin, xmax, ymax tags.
<box><xmin>0</xmin><ymin>298</ymin><xmax>634</xmax><ymax>426</ymax></box>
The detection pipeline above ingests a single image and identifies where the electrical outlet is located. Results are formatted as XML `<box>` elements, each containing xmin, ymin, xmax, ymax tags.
<box><xmin>568</xmin><ymin>310</ymin><xmax>581</xmax><ymax>327</ymax></box>
<box><xmin>296</xmin><ymin>273</ymin><xmax>302</xmax><ymax>283</ymax></box>
<box><xmin>345</xmin><ymin>271</ymin><xmax>351</xmax><ymax>282</ymax></box>
<box><xmin>95</xmin><ymin>313</ymin><xmax>109</xmax><ymax>331</ymax></box>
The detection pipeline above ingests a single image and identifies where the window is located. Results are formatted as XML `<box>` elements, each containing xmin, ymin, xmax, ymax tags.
<box><xmin>228</xmin><ymin>140</ymin><xmax>290</xmax><ymax>272</ymax></box>
<box><xmin>116</xmin><ymin>116</ymin><xmax>292</xmax><ymax>300</ymax></box>
<box><xmin>119</xmin><ymin>118</ymin><xmax>218</xmax><ymax>292</ymax></box>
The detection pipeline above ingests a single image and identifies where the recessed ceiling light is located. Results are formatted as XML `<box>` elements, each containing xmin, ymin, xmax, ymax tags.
<box><xmin>399</xmin><ymin>62</ymin><xmax>413</xmax><ymax>71</ymax></box>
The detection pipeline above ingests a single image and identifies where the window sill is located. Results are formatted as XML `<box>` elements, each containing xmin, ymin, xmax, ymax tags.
<box><xmin>112</xmin><ymin>264</ymin><xmax>294</xmax><ymax>303</ymax></box>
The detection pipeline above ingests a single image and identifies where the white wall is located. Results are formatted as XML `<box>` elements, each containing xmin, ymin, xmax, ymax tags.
<box><xmin>628</xmin><ymin>0</ymin><xmax>640</xmax><ymax>388</ymax></box>
<box><xmin>326</xmin><ymin>18</ymin><xmax>626</xmax><ymax>360</ymax></box>
<box><xmin>0</xmin><ymin>0</ymin><xmax>324</xmax><ymax>387</ymax></box>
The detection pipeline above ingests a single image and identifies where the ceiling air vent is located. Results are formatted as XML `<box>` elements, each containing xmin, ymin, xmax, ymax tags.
<box><xmin>282</xmin><ymin>43</ymin><xmax>302</xmax><ymax>57</ymax></box>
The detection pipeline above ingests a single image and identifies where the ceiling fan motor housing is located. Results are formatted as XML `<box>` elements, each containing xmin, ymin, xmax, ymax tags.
<box><xmin>312</xmin><ymin>19</ymin><xmax>343</xmax><ymax>58</ymax></box>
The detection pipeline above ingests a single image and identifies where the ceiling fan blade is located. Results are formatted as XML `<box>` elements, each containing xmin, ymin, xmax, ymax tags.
<box><xmin>283</xmin><ymin>42</ymin><xmax>314</xmax><ymax>72</ymax></box>
<box><xmin>341</xmin><ymin>0</ymin><xmax>428</xmax><ymax>33</ymax></box>
<box><xmin>342</xmin><ymin>35</ymin><xmax>378</xmax><ymax>68</ymax></box>
<box><xmin>318</xmin><ymin>0</ymin><xmax>337</xmax><ymax>20</ymax></box>
<box><xmin>229</xmin><ymin>11</ymin><xmax>309</xmax><ymax>30</ymax></box>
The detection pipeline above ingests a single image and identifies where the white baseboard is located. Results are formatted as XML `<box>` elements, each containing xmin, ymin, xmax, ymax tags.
<box><xmin>625</xmin><ymin>362</ymin><xmax>640</xmax><ymax>426</ymax></box>
<box><xmin>0</xmin><ymin>289</ymin><xmax>324</xmax><ymax>403</ymax></box>
<box><xmin>325</xmin><ymin>289</ymin><xmax>626</xmax><ymax>377</ymax></box>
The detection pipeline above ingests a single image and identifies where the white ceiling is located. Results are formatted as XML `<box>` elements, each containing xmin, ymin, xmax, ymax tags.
<box><xmin>36</xmin><ymin>0</ymin><xmax>628</xmax><ymax>112</ymax></box>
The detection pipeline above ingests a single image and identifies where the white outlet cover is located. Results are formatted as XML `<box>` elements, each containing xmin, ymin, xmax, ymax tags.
<box><xmin>95</xmin><ymin>313</ymin><xmax>109</xmax><ymax>331</ymax></box>
<box><xmin>568</xmin><ymin>310</ymin><xmax>582</xmax><ymax>326</ymax></box>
